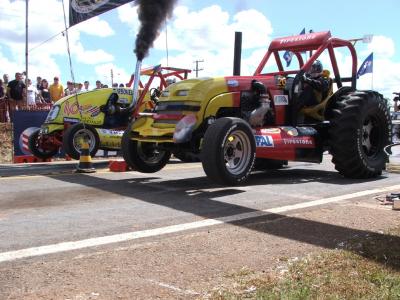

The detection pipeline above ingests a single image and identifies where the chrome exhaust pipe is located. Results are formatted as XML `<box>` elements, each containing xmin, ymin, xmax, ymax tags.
<box><xmin>129</xmin><ymin>59</ymin><xmax>142</xmax><ymax>111</ymax></box>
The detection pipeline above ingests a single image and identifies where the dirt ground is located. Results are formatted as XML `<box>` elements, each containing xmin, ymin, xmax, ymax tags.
<box><xmin>0</xmin><ymin>123</ymin><xmax>13</xmax><ymax>163</ymax></box>
<box><xmin>0</xmin><ymin>195</ymin><xmax>399</xmax><ymax>299</ymax></box>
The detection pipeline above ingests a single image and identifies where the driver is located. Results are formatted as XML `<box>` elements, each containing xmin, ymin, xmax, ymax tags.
<box><xmin>298</xmin><ymin>60</ymin><xmax>330</xmax><ymax>109</ymax></box>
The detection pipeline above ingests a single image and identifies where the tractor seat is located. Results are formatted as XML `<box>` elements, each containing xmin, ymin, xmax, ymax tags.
<box><xmin>300</xmin><ymin>70</ymin><xmax>333</xmax><ymax>122</ymax></box>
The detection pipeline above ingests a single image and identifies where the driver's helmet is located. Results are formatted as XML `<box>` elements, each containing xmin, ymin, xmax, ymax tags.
<box><xmin>308</xmin><ymin>60</ymin><xmax>323</xmax><ymax>77</ymax></box>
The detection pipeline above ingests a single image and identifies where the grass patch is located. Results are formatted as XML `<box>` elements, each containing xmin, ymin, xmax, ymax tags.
<box><xmin>210</xmin><ymin>227</ymin><xmax>400</xmax><ymax>299</ymax></box>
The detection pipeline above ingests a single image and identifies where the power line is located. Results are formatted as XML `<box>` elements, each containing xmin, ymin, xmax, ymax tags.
<box><xmin>29</xmin><ymin>30</ymin><xmax>66</xmax><ymax>53</ymax></box>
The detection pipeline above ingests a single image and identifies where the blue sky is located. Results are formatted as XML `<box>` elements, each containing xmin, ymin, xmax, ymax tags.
<box><xmin>0</xmin><ymin>0</ymin><xmax>399</xmax><ymax>99</ymax></box>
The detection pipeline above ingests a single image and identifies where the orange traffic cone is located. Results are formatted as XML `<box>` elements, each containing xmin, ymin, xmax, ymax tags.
<box><xmin>75</xmin><ymin>141</ymin><xmax>96</xmax><ymax>173</ymax></box>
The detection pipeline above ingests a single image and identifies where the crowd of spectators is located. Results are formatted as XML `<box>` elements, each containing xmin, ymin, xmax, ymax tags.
<box><xmin>0</xmin><ymin>71</ymin><xmax>175</xmax><ymax>124</ymax></box>
<box><xmin>0</xmin><ymin>72</ymin><xmax>129</xmax><ymax>122</ymax></box>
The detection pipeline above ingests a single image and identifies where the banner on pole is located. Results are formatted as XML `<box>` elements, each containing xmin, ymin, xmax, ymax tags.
<box><xmin>69</xmin><ymin>0</ymin><xmax>133</xmax><ymax>27</ymax></box>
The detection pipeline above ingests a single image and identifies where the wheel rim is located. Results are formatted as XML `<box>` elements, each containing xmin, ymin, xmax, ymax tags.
<box><xmin>73</xmin><ymin>129</ymin><xmax>96</xmax><ymax>153</ymax></box>
<box><xmin>137</xmin><ymin>142</ymin><xmax>166</xmax><ymax>165</ymax></box>
<box><xmin>361</xmin><ymin>115</ymin><xmax>383</xmax><ymax>157</ymax></box>
<box><xmin>223</xmin><ymin>130</ymin><xmax>252</xmax><ymax>175</ymax></box>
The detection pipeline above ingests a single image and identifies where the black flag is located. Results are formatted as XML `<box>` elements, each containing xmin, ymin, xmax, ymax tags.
<box><xmin>69</xmin><ymin>0</ymin><xmax>133</xmax><ymax>27</ymax></box>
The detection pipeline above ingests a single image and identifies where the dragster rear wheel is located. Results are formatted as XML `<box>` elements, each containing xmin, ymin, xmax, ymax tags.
<box><xmin>63</xmin><ymin>123</ymin><xmax>100</xmax><ymax>160</ymax></box>
<box><xmin>121</xmin><ymin>129</ymin><xmax>171</xmax><ymax>173</ymax></box>
<box><xmin>202</xmin><ymin>117</ymin><xmax>256</xmax><ymax>185</ymax></box>
<box><xmin>28</xmin><ymin>128</ymin><xmax>59</xmax><ymax>159</ymax></box>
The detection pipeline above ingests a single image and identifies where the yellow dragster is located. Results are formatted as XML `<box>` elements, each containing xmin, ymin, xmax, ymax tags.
<box><xmin>28</xmin><ymin>65</ymin><xmax>191</xmax><ymax>160</ymax></box>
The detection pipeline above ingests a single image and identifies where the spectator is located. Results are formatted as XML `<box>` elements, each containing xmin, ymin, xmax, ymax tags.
<box><xmin>7</xmin><ymin>72</ymin><xmax>26</xmax><ymax>110</ymax></box>
<box><xmin>49</xmin><ymin>76</ymin><xmax>64</xmax><ymax>102</ymax></box>
<box><xmin>26</xmin><ymin>79</ymin><xmax>38</xmax><ymax>106</ymax></box>
<box><xmin>36</xmin><ymin>76</ymin><xmax>42</xmax><ymax>90</ymax></box>
<box><xmin>94</xmin><ymin>80</ymin><xmax>102</xmax><ymax>90</ymax></box>
<box><xmin>76</xmin><ymin>82</ymin><xmax>83</xmax><ymax>93</ymax></box>
<box><xmin>65</xmin><ymin>81</ymin><xmax>76</xmax><ymax>96</ymax></box>
<box><xmin>38</xmin><ymin>79</ymin><xmax>51</xmax><ymax>103</ymax></box>
<box><xmin>119</xmin><ymin>83</ymin><xmax>125</xmax><ymax>88</ymax></box>
<box><xmin>83</xmin><ymin>80</ymin><xmax>90</xmax><ymax>92</ymax></box>
<box><xmin>2</xmin><ymin>74</ymin><xmax>9</xmax><ymax>89</ymax></box>
<box><xmin>0</xmin><ymin>79</ymin><xmax>5</xmax><ymax>100</ymax></box>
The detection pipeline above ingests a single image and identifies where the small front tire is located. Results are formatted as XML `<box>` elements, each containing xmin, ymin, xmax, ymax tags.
<box><xmin>202</xmin><ymin>117</ymin><xmax>256</xmax><ymax>185</ymax></box>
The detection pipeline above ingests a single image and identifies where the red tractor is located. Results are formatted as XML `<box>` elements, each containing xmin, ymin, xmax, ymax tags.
<box><xmin>122</xmin><ymin>31</ymin><xmax>391</xmax><ymax>185</ymax></box>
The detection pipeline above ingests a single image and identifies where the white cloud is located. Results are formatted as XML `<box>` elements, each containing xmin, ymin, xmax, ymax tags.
<box><xmin>74</xmin><ymin>16</ymin><xmax>115</xmax><ymax>38</ymax></box>
<box><xmin>94</xmin><ymin>63</ymin><xmax>131</xmax><ymax>87</ymax></box>
<box><xmin>0</xmin><ymin>0</ymin><xmax>116</xmax><ymax>82</ymax></box>
<box><xmin>366</xmin><ymin>35</ymin><xmax>395</xmax><ymax>58</ymax></box>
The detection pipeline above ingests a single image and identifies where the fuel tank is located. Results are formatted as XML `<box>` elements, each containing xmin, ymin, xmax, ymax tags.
<box><xmin>254</xmin><ymin>126</ymin><xmax>322</xmax><ymax>163</ymax></box>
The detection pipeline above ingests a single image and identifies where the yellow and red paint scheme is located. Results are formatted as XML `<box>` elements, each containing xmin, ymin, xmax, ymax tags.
<box><xmin>129</xmin><ymin>31</ymin><xmax>359</xmax><ymax>163</ymax></box>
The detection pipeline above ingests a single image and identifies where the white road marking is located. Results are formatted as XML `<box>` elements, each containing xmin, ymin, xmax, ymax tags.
<box><xmin>0</xmin><ymin>184</ymin><xmax>399</xmax><ymax>263</ymax></box>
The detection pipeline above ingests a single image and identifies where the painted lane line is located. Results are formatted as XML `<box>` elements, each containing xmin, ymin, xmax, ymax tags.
<box><xmin>1</xmin><ymin>184</ymin><xmax>400</xmax><ymax>263</ymax></box>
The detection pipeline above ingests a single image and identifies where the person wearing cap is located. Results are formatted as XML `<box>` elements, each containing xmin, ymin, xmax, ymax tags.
<box><xmin>49</xmin><ymin>76</ymin><xmax>64</xmax><ymax>102</ymax></box>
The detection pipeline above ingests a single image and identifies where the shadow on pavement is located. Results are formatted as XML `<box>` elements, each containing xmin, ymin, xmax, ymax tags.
<box><xmin>47</xmin><ymin>168</ymin><xmax>400</xmax><ymax>271</ymax></box>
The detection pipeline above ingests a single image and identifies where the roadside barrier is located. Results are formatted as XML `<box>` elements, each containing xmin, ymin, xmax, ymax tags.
<box><xmin>109</xmin><ymin>160</ymin><xmax>130</xmax><ymax>172</ymax></box>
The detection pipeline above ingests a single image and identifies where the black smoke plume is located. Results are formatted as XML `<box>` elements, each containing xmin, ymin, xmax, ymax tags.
<box><xmin>135</xmin><ymin>0</ymin><xmax>177</xmax><ymax>61</ymax></box>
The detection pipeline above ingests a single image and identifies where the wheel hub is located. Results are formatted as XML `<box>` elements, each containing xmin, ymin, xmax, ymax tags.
<box><xmin>223</xmin><ymin>132</ymin><xmax>250</xmax><ymax>175</ymax></box>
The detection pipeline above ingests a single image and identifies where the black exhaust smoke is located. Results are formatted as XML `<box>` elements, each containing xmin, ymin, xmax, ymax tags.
<box><xmin>134</xmin><ymin>0</ymin><xmax>177</xmax><ymax>61</ymax></box>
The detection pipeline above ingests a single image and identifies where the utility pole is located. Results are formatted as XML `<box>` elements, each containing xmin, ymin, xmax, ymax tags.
<box><xmin>25</xmin><ymin>0</ymin><xmax>29</xmax><ymax>103</ymax></box>
<box><xmin>111</xmin><ymin>69</ymin><xmax>114</xmax><ymax>86</ymax></box>
<box><xmin>193</xmin><ymin>59</ymin><xmax>204</xmax><ymax>78</ymax></box>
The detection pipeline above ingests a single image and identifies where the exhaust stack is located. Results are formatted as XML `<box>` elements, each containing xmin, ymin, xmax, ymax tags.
<box><xmin>233</xmin><ymin>31</ymin><xmax>242</xmax><ymax>76</ymax></box>
<box><xmin>129</xmin><ymin>59</ymin><xmax>142</xmax><ymax>112</ymax></box>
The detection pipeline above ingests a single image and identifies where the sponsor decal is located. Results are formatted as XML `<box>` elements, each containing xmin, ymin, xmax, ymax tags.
<box><xmin>63</xmin><ymin>117</ymin><xmax>80</xmax><ymax>123</ymax></box>
<box><xmin>114</xmin><ymin>88</ymin><xmax>133</xmax><ymax>95</ymax></box>
<box><xmin>63</xmin><ymin>100</ymin><xmax>100</xmax><ymax>117</ymax></box>
<box><xmin>283</xmin><ymin>138</ymin><xmax>313</xmax><ymax>145</ymax></box>
<box><xmin>227</xmin><ymin>80</ymin><xmax>239</xmax><ymax>87</ymax></box>
<box><xmin>281</xmin><ymin>127</ymin><xmax>298</xmax><ymax>136</ymax></box>
<box><xmin>260</xmin><ymin>128</ymin><xmax>281</xmax><ymax>134</ymax></box>
<box><xmin>274</xmin><ymin>95</ymin><xmax>289</xmax><ymax>106</ymax></box>
<box><xmin>279</xmin><ymin>34</ymin><xmax>316</xmax><ymax>45</ymax></box>
<box><xmin>255</xmin><ymin>135</ymin><xmax>274</xmax><ymax>147</ymax></box>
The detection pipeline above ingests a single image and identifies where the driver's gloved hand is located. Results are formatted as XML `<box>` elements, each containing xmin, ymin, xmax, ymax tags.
<box><xmin>303</xmin><ymin>74</ymin><xmax>311</xmax><ymax>83</ymax></box>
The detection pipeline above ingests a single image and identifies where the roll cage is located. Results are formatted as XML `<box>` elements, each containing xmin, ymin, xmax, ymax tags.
<box><xmin>254</xmin><ymin>31</ymin><xmax>358</xmax><ymax>90</ymax></box>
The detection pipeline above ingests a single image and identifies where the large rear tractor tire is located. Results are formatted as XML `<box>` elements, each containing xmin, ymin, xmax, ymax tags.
<box><xmin>28</xmin><ymin>128</ymin><xmax>59</xmax><ymax>159</ymax></box>
<box><xmin>328</xmin><ymin>91</ymin><xmax>390</xmax><ymax>178</ymax></box>
<box><xmin>63</xmin><ymin>123</ymin><xmax>100</xmax><ymax>160</ymax></box>
<box><xmin>202</xmin><ymin>117</ymin><xmax>256</xmax><ymax>185</ymax></box>
<box><xmin>121</xmin><ymin>129</ymin><xmax>171</xmax><ymax>173</ymax></box>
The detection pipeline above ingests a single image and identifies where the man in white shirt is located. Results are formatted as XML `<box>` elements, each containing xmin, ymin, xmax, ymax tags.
<box><xmin>26</xmin><ymin>79</ymin><xmax>38</xmax><ymax>106</ymax></box>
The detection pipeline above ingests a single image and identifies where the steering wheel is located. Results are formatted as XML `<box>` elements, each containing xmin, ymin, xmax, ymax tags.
<box><xmin>150</xmin><ymin>87</ymin><xmax>161</xmax><ymax>104</ymax></box>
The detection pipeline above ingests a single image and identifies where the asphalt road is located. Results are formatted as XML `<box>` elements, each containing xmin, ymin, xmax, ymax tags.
<box><xmin>0</xmin><ymin>156</ymin><xmax>399</xmax><ymax>299</ymax></box>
